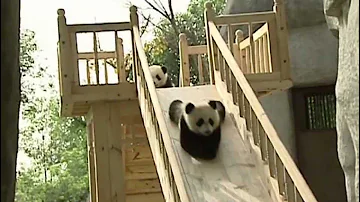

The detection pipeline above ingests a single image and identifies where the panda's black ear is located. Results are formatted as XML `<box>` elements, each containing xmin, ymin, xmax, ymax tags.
<box><xmin>161</xmin><ymin>66</ymin><xmax>167</xmax><ymax>74</ymax></box>
<box><xmin>185</xmin><ymin>103</ymin><xmax>195</xmax><ymax>114</ymax></box>
<box><xmin>208</xmin><ymin>100</ymin><xmax>217</xmax><ymax>110</ymax></box>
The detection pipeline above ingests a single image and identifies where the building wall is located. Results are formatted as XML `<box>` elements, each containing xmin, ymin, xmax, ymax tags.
<box><xmin>222</xmin><ymin>0</ymin><xmax>339</xmax><ymax>160</ymax></box>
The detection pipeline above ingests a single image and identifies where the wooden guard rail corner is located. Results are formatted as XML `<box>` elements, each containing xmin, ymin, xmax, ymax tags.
<box><xmin>130</xmin><ymin>5</ymin><xmax>189</xmax><ymax>202</ymax></box>
<box><xmin>204</xmin><ymin>2</ymin><xmax>317</xmax><ymax>202</ymax></box>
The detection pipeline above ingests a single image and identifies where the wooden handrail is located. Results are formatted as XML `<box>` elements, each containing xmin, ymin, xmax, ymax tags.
<box><xmin>131</xmin><ymin>12</ymin><xmax>190</xmax><ymax>202</ymax></box>
<box><xmin>208</xmin><ymin>21</ymin><xmax>317</xmax><ymax>202</ymax></box>
<box><xmin>239</xmin><ymin>23</ymin><xmax>269</xmax><ymax>49</ymax></box>
<box><xmin>68</xmin><ymin>22</ymin><xmax>131</xmax><ymax>33</ymax></box>
<box><xmin>214</xmin><ymin>11</ymin><xmax>275</xmax><ymax>25</ymax></box>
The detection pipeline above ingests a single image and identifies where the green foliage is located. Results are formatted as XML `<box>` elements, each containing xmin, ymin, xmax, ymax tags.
<box><xmin>143</xmin><ymin>0</ymin><xmax>226</xmax><ymax>85</ymax></box>
<box><xmin>16</xmin><ymin>29</ymin><xmax>89</xmax><ymax>201</ymax></box>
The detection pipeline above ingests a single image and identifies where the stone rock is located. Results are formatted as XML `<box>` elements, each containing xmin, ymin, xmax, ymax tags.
<box><xmin>323</xmin><ymin>0</ymin><xmax>359</xmax><ymax>201</ymax></box>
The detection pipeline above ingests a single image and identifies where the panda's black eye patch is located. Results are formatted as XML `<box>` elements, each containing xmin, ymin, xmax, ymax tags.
<box><xmin>209</xmin><ymin>118</ymin><xmax>214</xmax><ymax>126</ymax></box>
<box><xmin>196</xmin><ymin>118</ymin><xmax>204</xmax><ymax>126</ymax></box>
<box><xmin>156</xmin><ymin>75</ymin><xmax>161</xmax><ymax>80</ymax></box>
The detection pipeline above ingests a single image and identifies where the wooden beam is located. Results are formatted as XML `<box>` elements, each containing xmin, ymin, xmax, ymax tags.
<box><xmin>68</xmin><ymin>22</ymin><xmax>131</xmax><ymax>33</ymax></box>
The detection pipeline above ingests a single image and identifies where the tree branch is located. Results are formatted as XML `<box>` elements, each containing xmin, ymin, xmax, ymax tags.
<box><xmin>144</xmin><ymin>0</ymin><xmax>169</xmax><ymax>19</ymax></box>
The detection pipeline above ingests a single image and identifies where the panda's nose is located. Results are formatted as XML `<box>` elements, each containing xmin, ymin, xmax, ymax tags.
<box><xmin>204</xmin><ymin>130</ymin><xmax>212</xmax><ymax>135</ymax></box>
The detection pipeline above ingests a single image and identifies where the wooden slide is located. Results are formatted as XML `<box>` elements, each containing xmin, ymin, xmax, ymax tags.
<box><xmin>154</xmin><ymin>85</ymin><xmax>274</xmax><ymax>202</ymax></box>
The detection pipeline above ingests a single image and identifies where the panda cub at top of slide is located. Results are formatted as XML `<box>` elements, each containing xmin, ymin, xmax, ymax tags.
<box><xmin>169</xmin><ymin>99</ymin><xmax>226</xmax><ymax>160</ymax></box>
<box><xmin>149</xmin><ymin>65</ymin><xmax>174</xmax><ymax>88</ymax></box>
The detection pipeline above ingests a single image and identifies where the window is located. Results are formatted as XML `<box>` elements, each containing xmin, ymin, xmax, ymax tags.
<box><xmin>305</xmin><ymin>92</ymin><xmax>336</xmax><ymax>130</ymax></box>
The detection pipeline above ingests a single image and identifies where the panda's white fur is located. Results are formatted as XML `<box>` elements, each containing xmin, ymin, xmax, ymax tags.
<box><xmin>183</xmin><ymin>103</ymin><xmax>221</xmax><ymax>136</ymax></box>
<box><xmin>169</xmin><ymin>100</ymin><xmax>226</xmax><ymax>160</ymax></box>
<box><xmin>149</xmin><ymin>65</ymin><xmax>174</xmax><ymax>88</ymax></box>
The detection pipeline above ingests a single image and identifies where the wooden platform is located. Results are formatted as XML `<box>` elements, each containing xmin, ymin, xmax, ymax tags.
<box><xmin>156</xmin><ymin>85</ymin><xmax>274</xmax><ymax>202</ymax></box>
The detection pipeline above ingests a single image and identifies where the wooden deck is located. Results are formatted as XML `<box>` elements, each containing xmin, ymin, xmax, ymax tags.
<box><xmin>156</xmin><ymin>85</ymin><xmax>273</xmax><ymax>202</ymax></box>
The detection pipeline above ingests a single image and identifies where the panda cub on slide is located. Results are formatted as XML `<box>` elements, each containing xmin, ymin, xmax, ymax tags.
<box><xmin>169</xmin><ymin>99</ymin><xmax>226</xmax><ymax>160</ymax></box>
<box><xmin>149</xmin><ymin>65</ymin><xmax>174</xmax><ymax>88</ymax></box>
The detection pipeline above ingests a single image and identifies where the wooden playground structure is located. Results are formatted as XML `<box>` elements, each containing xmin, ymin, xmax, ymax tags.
<box><xmin>56</xmin><ymin>1</ymin><xmax>318</xmax><ymax>201</ymax></box>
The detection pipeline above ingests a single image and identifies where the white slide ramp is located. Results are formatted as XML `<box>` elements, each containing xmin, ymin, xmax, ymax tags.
<box><xmin>155</xmin><ymin>85</ymin><xmax>274</xmax><ymax>202</ymax></box>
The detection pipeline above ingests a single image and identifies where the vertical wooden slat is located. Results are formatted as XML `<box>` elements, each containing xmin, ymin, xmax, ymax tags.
<box><xmin>251</xmin><ymin>110</ymin><xmax>260</xmax><ymax>145</ymax></box>
<box><xmin>231</xmin><ymin>72</ymin><xmax>237</xmax><ymax>104</ymax></box>
<box><xmin>219</xmin><ymin>54</ymin><xmax>225</xmax><ymax>81</ymax></box>
<box><xmin>70</xmin><ymin>33</ymin><xmax>79</xmax><ymax>87</ymax></box>
<box><xmin>86</xmin><ymin>59</ymin><xmax>91</xmax><ymax>84</ymax></box>
<box><xmin>86</xmin><ymin>120</ymin><xmax>97</xmax><ymax>202</ymax></box>
<box><xmin>93</xmin><ymin>32</ymin><xmax>100</xmax><ymax>84</ymax></box>
<box><xmin>285</xmin><ymin>170</ymin><xmax>296</xmax><ymax>202</ymax></box>
<box><xmin>245</xmin><ymin>47</ymin><xmax>250</xmax><ymax>73</ymax></box>
<box><xmin>259</xmin><ymin>37</ymin><xmax>264</xmax><ymax>73</ymax></box>
<box><xmin>115</xmin><ymin>34</ymin><xmax>126</xmax><ymax>83</ymax></box>
<box><xmin>235</xmin><ymin>30</ymin><xmax>244</xmax><ymax>71</ymax></box>
<box><xmin>248</xmin><ymin>23</ymin><xmax>256</xmax><ymax>74</ymax></box>
<box><xmin>237</xmin><ymin>87</ymin><xmax>245</xmax><ymax>117</ymax></box>
<box><xmin>276</xmin><ymin>154</ymin><xmax>286</xmax><ymax>196</ymax></box>
<box><xmin>179</xmin><ymin>33</ymin><xmax>190</xmax><ymax>86</ymax></box>
<box><xmin>267</xmin><ymin>137</ymin><xmax>276</xmax><ymax>177</ymax></box>
<box><xmin>254</xmin><ymin>39</ymin><xmax>260</xmax><ymax>73</ymax></box>
<box><xmin>263</xmin><ymin>33</ymin><xmax>270</xmax><ymax>73</ymax></box>
<box><xmin>259</xmin><ymin>125</ymin><xmax>268</xmax><ymax>162</ymax></box>
<box><xmin>244</xmin><ymin>99</ymin><xmax>251</xmax><ymax>131</ymax></box>
<box><xmin>198</xmin><ymin>55</ymin><xmax>204</xmax><ymax>84</ymax></box>
<box><xmin>104</xmin><ymin>58</ymin><xmax>108</xmax><ymax>84</ymax></box>
<box><xmin>227</xmin><ymin>24</ymin><xmax>234</xmax><ymax>54</ymax></box>
<box><xmin>295</xmin><ymin>187</ymin><xmax>304</xmax><ymax>202</ymax></box>
<box><xmin>225</xmin><ymin>62</ymin><xmax>231</xmax><ymax>93</ymax></box>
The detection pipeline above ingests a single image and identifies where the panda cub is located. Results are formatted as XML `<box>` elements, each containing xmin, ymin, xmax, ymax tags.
<box><xmin>149</xmin><ymin>65</ymin><xmax>174</xmax><ymax>88</ymax></box>
<box><xmin>169</xmin><ymin>99</ymin><xmax>226</xmax><ymax>160</ymax></box>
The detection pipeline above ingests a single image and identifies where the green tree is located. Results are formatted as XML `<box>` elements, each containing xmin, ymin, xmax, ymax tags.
<box><xmin>142</xmin><ymin>0</ymin><xmax>226</xmax><ymax>85</ymax></box>
<box><xmin>15</xmin><ymin>29</ymin><xmax>89</xmax><ymax>202</ymax></box>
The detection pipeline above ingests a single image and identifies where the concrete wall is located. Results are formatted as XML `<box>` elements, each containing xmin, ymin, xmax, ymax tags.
<box><xmin>222</xmin><ymin>0</ymin><xmax>339</xmax><ymax>160</ymax></box>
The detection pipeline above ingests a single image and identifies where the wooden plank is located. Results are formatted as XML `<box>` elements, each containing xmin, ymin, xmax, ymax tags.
<box><xmin>126</xmin><ymin>193</ymin><xmax>165</xmax><ymax>202</ymax></box>
<box><xmin>214</xmin><ymin>11</ymin><xmax>275</xmax><ymax>25</ymax></box>
<box><xmin>68</xmin><ymin>21</ymin><xmax>131</xmax><ymax>33</ymax></box>
<box><xmin>188</xmin><ymin>45</ymin><xmax>207</xmax><ymax>55</ymax></box>
<box><xmin>71</xmin><ymin>83</ymin><xmax>137</xmax><ymax>102</ymax></box>
<box><xmin>91</xmin><ymin>103</ymin><xmax>112</xmax><ymax>201</ymax></box>
<box><xmin>108</xmin><ymin>102</ymin><xmax>126</xmax><ymax>201</ymax></box>
<box><xmin>78</xmin><ymin>51</ymin><xmax>115</xmax><ymax>60</ymax></box>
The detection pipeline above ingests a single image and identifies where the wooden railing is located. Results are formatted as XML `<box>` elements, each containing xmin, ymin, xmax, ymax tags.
<box><xmin>130</xmin><ymin>6</ymin><xmax>188</xmax><ymax>202</ymax></box>
<box><xmin>204</xmin><ymin>2</ymin><xmax>317</xmax><ymax>202</ymax></box>
<box><xmin>57</xmin><ymin>9</ymin><xmax>130</xmax><ymax>89</ymax></box>
<box><xmin>178</xmin><ymin>34</ymin><xmax>210</xmax><ymax>87</ymax></box>
<box><xmin>179</xmin><ymin>18</ymin><xmax>288</xmax><ymax>92</ymax></box>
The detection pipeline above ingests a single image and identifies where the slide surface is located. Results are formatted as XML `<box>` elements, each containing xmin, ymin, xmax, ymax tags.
<box><xmin>156</xmin><ymin>85</ymin><xmax>274</xmax><ymax>202</ymax></box>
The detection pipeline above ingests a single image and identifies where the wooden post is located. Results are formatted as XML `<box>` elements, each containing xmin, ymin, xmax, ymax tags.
<box><xmin>130</xmin><ymin>6</ymin><xmax>139</xmax><ymax>84</ymax></box>
<box><xmin>57</xmin><ymin>9</ymin><xmax>74</xmax><ymax>116</ymax></box>
<box><xmin>273</xmin><ymin>0</ymin><xmax>291</xmax><ymax>80</ymax></box>
<box><xmin>235</xmin><ymin>30</ymin><xmax>244</xmax><ymax>72</ymax></box>
<box><xmin>179</xmin><ymin>33</ymin><xmax>190</xmax><ymax>87</ymax></box>
<box><xmin>86</xmin><ymin>112</ymin><xmax>97</xmax><ymax>202</ymax></box>
<box><xmin>93</xmin><ymin>32</ymin><xmax>100</xmax><ymax>84</ymax></box>
<box><xmin>90</xmin><ymin>102</ymin><xmax>126</xmax><ymax>202</ymax></box>
<box><xmin>204</xmin><ymin>2</ymin><xmax>215</xmax><ymax>84</ymax></box>
<box><xmin>115</xmin><ymin>35</ymin><xmax>126</xmax><ymax>83</ymax></box>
